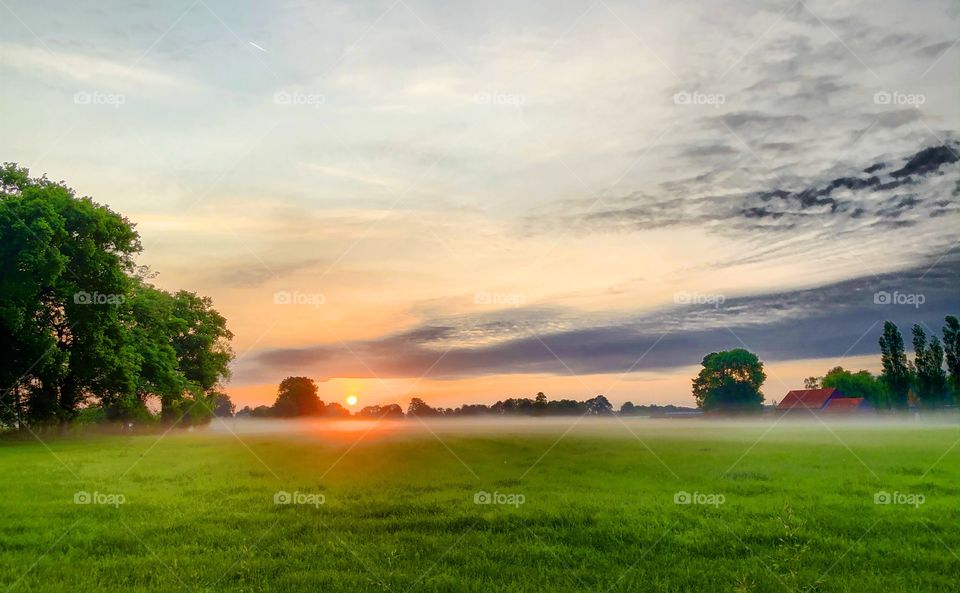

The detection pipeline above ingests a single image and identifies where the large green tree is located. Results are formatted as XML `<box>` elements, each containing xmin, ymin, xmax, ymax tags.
<box><xmin>692</xmin><ymin>349</ymin><xmax>766</xmax><ymax>413</ymax></box>
<box><xmin>1</xmin><ymin>163</ymin><xmax>234</xmax><ymax>428</ymax></box>
<box><xmin>878</xmin><ymin>321</ymin><xmax>910</xmax><ymax>409</ymax></box>
<box><xmin>1</xmin><ymin>163</ymin><xmax>140</xmax><ymax>426</ymax></box>
<box><xmin>820</xmin><ymin>366</ymin><xmax>887</xmax><ymax>408</ymax></box>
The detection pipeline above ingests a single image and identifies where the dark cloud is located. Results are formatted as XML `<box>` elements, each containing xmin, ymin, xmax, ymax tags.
<box><xmin>234</xmin><ymin>255</ymin><xmax>960</xmax><ymax>383</ymax></box>
<box><xmin>873</xmin><ymin>109</ymin><xmax>925</xmax><ymax>129</ymax></box>
<box><xmin>758</xmin><ymin>142</ymin><xmax>798</xmax><ymax>154</ymax></box>
<box><xmin>681</xmin><ymin>144</ymin><xmax>741</xmax><ymax>159</ymax></box>
<box><xmin>718</xmin><ymin>111</ymin><xmax>808</xmax><ymax>131</ymax></box>
<box><xmin>576</xmin><ymin>140</ymin><xmax>959</xmax><ymax>234</ymax></box>
<box><xmin>915</xmin><ymin>40</ymin><xmax>956</xmax><ymax>59</ymax></box>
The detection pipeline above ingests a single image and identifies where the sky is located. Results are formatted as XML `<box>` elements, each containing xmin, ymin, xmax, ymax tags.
<box><xmin>1</xmin><ymin>0</ymin><xmax>958</xmax><ymax>410</ymax></box>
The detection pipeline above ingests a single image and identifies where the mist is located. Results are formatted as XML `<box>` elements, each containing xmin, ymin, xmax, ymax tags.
<box><xmin>206</xmin><ymin>415</ymin><xmax>960</xmax><ymax>445</ymax></box>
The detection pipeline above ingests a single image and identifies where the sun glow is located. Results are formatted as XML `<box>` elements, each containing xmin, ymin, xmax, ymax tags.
<box><xmin>345</xmin><ymin>394</ymin><xmax>359</xmax><ymax>406</ymax></box>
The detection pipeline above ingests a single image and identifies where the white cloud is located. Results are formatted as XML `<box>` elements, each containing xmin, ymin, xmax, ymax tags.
<box><xmin>0</xmin><ymin>42</ymin><xmax>189</xmax><ymax>90</ymax></box>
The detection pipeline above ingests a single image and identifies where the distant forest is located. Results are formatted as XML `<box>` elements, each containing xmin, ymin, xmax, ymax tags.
<box><xmin>234</xmin><ymin>377</ymin><xmax>698</xmax><ymax>420</ymax></box>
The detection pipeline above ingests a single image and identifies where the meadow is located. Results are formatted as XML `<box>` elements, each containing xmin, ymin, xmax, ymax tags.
<box><xmin>0</xmin><ymin>417</ymin><xmax>957</xmax><ymax>593</ymax></box>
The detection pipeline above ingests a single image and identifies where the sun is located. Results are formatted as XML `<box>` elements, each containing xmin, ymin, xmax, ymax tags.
<box><xmin>345</xmin><ymin>394</ymin><xmax>359</xmax><ymax>406</ymax></box>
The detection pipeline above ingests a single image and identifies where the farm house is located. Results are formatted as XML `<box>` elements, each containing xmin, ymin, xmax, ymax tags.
<box><xmin>777</xmin><ymin>388</ymin><xmax>874</xmax><ymax>414</ymax></box>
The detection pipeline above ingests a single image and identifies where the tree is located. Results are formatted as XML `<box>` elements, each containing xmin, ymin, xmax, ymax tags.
<box><xmin>212</xmin><ymin>392</ymin><xmax>235</xmax><ymax>417</ymax></box>
<box><xmin>250</xmin><ymin>405</ymin><xmax>274</xmax><ymax>418</ymax></box>
<box><xmin>167</xmin><ymin>291</ymin><xmax>233</xmax><ymax>416</ymax></box>
<box><xmin>381</xmin><ymin>403</ymin><xmax>405</xmax><ymax>417</ymax></box>
<box><xmin>821</xmin><ymin>366</ymin><xmax>887</xmax><ymax>408</ymax></box>
<box><xmin>273</xmin><ymin>377</ymin><xmax>322</xmax><ymax>417</ymax></box>
<box><xmin>121</xmin><ymin>284</ymin><xmax>184</xmax><ymax>420</ymax></box>
<box><xmin>585</xmin><ymin>394</ymin><xmax>613</xmax><ymax>415</ymax></box>
<box><xmin>620</xmin><ymin>401</ymin><xmax>636</xmax><ymax>415</ymax></box>
<box><xmin>692</xmin><ymin>349</ymin><xmax>766</xmax><ymax>413</ymax></box>
<box><xmin>534</xmin><ymin>392</ymin><xmax>547</xmax><ymax>413</ymax></box>
<box><xmin>803</xmin><ymin>376</ymin><xmax>821</xmax><ymax>389</ymax></box>
<box><xmin>0</xmin><ymin>164</ymin><xmax>234</xmax><ymax>428</ymax></box>
<box><xmin>358</xmin><ymin>404</ymin><xmax>404</xmax><ymax>418</ymax></box>
<box><xmin>322</xmin><ymin>402</ymin><xmax>351</xmax><ymax>418</ymax></box>
<box><xmin>407</xmin><ymin>397</ymin><xmax>438</xmax><ymax>417</ymax></box>
<box><xmin>911</xmin><ymin>325</ymin><xmax>948</xmax><ymax>407</ymax></box>
<box><xmin>943</xmin><ymin>315</ymin><xmax>960</xmax><ymax>395</ymax></box>
<box><xmin>879</xmin><ymin>321</ymin><xmax>910</xmax><ymax>409</ymax></box>
<box><xmin>0</xmin><ymin>163</ymin><xmax>141</xmax><ymax>427</ymax></box>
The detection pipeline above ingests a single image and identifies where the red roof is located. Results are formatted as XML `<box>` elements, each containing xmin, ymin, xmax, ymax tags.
<box><xmin>778</xmin><ymin>388</ymin><xmax>840</xmax><ymax>410</ymax></box>
<box><xmin>823</xmin><ymin>397</ymin><xmax>870</xmax><ymax>412</ymax></box>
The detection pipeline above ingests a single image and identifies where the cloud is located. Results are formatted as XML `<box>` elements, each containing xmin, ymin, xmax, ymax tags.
<box><xmin>233</xmin><ymin>254</ymin><xmax>960</xmax><ymax>383</ymax></box>
<box><xmin>209</xmin><ymin>258</ymin><xmax>327</xmax><ymax>288</ymax></box>
<box><xmin>570</xmin><ymin>140</ymin><xmax>958</xmax><ymax>259</ymax></box>
<box><xmin>718</xmin><ymin>111</ymin><xmax>808</xmax><ymax>131</ymax></box>
<box><xmin>0</xmin><ymin>42</ymin><xmax>186</xmax><ymax>90</ymax></box>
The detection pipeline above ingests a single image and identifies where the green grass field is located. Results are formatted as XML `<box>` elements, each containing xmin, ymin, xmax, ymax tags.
<box><xmin>1</xmin><ymin>418</ymin><xmax>958</xmax><ymax>592</ymax></box>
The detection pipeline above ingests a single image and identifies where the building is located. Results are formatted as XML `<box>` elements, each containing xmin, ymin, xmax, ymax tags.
<box><xmin>777</xmin><ymin>387</ymin><xmax>874</xmax><ymax>414</ymax></box>
<box><xmin>777</xmin><ymin>387</ymin><xmax>842</xmax><ymax>412</ymax></box>
<box><xmin>822</xmin><ymin>397</ymin><xmax>873</xmax><ymax>413</ymax></box>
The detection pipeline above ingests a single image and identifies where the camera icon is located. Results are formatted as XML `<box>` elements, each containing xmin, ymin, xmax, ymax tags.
<box><xmin>873</xmin><ymin>91</ymin><xmax>891</xmax><ymax>105</ymax></box>
<box><xmin>673</xmin><ymin>490</ymin><xmax>691</xmax><ymax>505</ymax></box>
<box><xmin>673</xmin><ymin>291</ymin><xmax>692</xmax><ymax>305</ymax></box>
<box><xmin>473</xmin><ymin>490</ymin><xmax>492</xmax><ymax>504</ymax></box>
<box><xmin>74</xmin><ymin>491</ymin><xmax>92</xmax><ymax>504</ymax></box>
<box><xmin>874</xmin><ymin>491</ymin><xmax>891</xmax><ymax>504</ymax></box>
<box><xmin>73</xmin><ymin>291</ymin><xmax>92</xmax><ymax>304</ymax></box>
<box><xmin>673</xmin><ymin>91</ymin><xmax>691</xmax><ymax>105</ymax></box>
<box><xmin>474</xmin><ymin>291</ymin><xmax>492</xmax><ymax>305</ymax></box>
<box><xmin>273</xmin><ymin>91</ymin><xmax>292</xmax><ymax>105</ymax></box>
<box><xmin>73</xmin><ymin>91</ymin><xmax>92</xmax><ymax>105</ymax></box>
<box><xmin>274</xmin><ymin>490</ymin><xmax>292</xmax><ymax>505</ymax></box>
<box><xmin>873</xmin><ymin>291</ymin><xmax>891</xmax><ymax>305</ymax></box>
<box><xmin>273</xmin><ymin>291</ymin><xmax>292</xmax><ymax>305</ymax></box>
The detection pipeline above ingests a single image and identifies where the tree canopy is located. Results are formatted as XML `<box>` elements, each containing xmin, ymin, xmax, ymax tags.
<box><xmin>0</xmin><ymin>163</ymin><xmax>233</xmax><ymax>429</ymax></box>
<box><xmin>272</xmin><ymin>377</ymin><xmax>322</xmax><ymax>417</ymax></box>
<box><xmin>692</xmin><ymin>349</ymin><xmax>766</xmax><ymax>413</ymax></box>
<box><xmin>820</xmin><ymin>366</ymin><xmax>887</xmax><ymax>408</ymax></box>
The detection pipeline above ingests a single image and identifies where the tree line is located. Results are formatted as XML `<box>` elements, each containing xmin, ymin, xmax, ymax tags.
<box><xmin>233</xmin><ymin>376</ymin><xmax>664</xmax><ymax>419</ymax></box>
<box><xmin>0</xmin><ymin>164</ymin><xmax>233</xmax><ymax>431</ymax></box>
<box><xmin>691</xmin><ymin>317</ymin><xmax>960</xmax><ymax>413</ymax></box>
